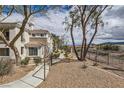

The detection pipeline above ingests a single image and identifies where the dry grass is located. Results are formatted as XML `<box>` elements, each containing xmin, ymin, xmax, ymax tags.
<box><xmin>0</xmin><ymin>65</ymin><xmax>35</xmax><ymax>85</ymax></box>
<box><xmin>38</xmin><ymin>59</ymin><xmax>124</xmax><ymax>88</ymax></box>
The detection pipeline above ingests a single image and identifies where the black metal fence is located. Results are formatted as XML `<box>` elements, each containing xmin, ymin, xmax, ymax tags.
<box><xmin>87</xmin><ymin>50</ymin><xmax>124</xmax><ymax>70</ymax></box>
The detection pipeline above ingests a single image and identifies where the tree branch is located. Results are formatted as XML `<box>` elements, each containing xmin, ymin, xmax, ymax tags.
<box><xmin>24</xmin><ymin>5</ymin><xmax>28</xmax><ymax>18</ymax></box>
<box><xmin>84</xmin><ymin>5</ymin><xmax>99</xmax><ymax>26</ymax></box>
<box><xmin>84</xmin><ymin>6</ymin><xmax>108</xmax><ymax>57</ymax></box>
<box><xmin>30</xmin><ymin>6</ymin><xmax>46</xmax><ymax>16</ymax></box>
<box><xmin>0</xmin><ymin>29</ymin><xmax>10</xmax><ymax>46</ymax></box>
<box><xmin>0</xmin><ymin>5</ymin><xmax>15</xmax><ymax>22</ymax></box>
<box><xmin>77</xmin><ymin>5</ymin><xmax>87</xmax><ymax>59</ymax></box>
<box><xmin>10</xmin><ymin>17</ymin><xmax>29</xmax><ymax>46</ymax></box>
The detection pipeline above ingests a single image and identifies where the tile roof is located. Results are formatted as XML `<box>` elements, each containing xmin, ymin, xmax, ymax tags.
<box><xmin>29</xmin><ymin>30</ymin><xmax>49</xmax><ymax>34</ymax></box>
<box><xmin>25</xmin><ymin>38</ymin><xmax>48</xmax><ymax>47</ymax></box>
<box><xmin>0</xmin><ymin>22</ymin><xmax>20</xmax><ymax>29</ymax></box>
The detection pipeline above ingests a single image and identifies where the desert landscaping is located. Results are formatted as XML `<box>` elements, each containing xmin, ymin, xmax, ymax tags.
<box><xmin>0</xmin><ymin>5</ymin><xmax>124</xmax><ymax>88</ymax></box>
<box><xmin>38</xmin><ymin>59</ymin><xmax>124</xmax><ymax>88</ymax></box>
<box><xmin>0</xmin><ymin>64</ymin><xmax>35</xmax><ymax>85</ymax></box>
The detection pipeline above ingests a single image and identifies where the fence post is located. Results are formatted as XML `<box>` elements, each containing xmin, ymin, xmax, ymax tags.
<box><xmin>43</xmin><ymin>58</ymin><xmax>46</xmax><ymax>81</ymax></box>
<box><xmin>97</xmin><ymin>50</ymin><xmax>99</xmax><ymax>63</ymax></box>
<box><xmin>107</xmin><ymin>51</ymin><xmax>110</xmax><ymax>65</ymax></box>
<box><xmin>95</xmin><ymin>50</ymin><xmax>98</xmax><ymax>62</ymax></box>
<box><xmin>50</xmin><ymin>53</ymin><xmax>53</xmax><ymax>66</ymax></box>
<box><xmin>89</xmin><ymin>51</ymin><xmax>90</xmax><ymax>59</ymax></box>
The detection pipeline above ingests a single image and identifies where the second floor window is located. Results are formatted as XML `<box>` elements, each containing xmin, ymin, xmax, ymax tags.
<box><xmin>0</xmin><ymin>30</ymin><xmax>9</xmax><ymax>42</ymax></box>
<box><xmin>21</xmin><ymin>47</ymin><xmax>24</xmax><ymax>55</ymax></box>
<box><xmin>2</xmin><ymin>29</ymin><xmax>9</xmax><ymax>41</ymax></box>
<box><xmin>32</xmin><ymin>34</ymin><xmax>35</xmax><ymax>37</ymax></box>
<box><xmin>40</xmin><ymin>34</ymin><xmax>44</xmax><ymax>37</ymax></box>
<box><xmin>21</xmin><ymin>34</ymin><xmax>25</xmax><ymax>42</ymax></box>
<box><xmin>5</xmin><ymin>31</ymin><xmax>9</xmax><ymax>40</ymax></box>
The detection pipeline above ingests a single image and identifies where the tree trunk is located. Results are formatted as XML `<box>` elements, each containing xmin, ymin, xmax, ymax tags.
<box><xmin>70</xmin><ymin>24</ymin><xmax>80</xmax><ymax>61</ymax></box>
<box><xmin>0</xmin><ymin>32</ymin><xmax>20</xmax><ymax>66</ymax></box>
<box><xmin>11</xmin><ymin>46</ymin><xmax>21</xmax><ymax>66</ymax></box>
<box><xmin>10</xmin><ymin>17</ymin><xmax>29</xmax><ymax>46</ymax></box>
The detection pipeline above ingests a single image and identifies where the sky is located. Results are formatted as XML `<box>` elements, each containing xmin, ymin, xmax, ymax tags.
<box><xmin>1</xmin><ymin>5</ymin><xmax>124</xmax><ymax>45</ymax></box>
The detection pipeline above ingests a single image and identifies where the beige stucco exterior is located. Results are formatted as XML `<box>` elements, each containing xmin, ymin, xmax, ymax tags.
<box><xmin>0</xmin><ymin>24</ymin><xmax>53</xmax><ymax>60</ymax></box>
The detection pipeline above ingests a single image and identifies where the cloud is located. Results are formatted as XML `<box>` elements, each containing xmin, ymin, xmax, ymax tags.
<box><xmin>106</xmin><ymin>6</ymin><xmax>124</xmax><ymax>19</ymax></box>
<box><xmin>31</xmin><ymin>10</ymin><xmax>68</xmax><ymax>35</ymax></box>
<box><xmin>96</xmin><ymin>5</ymin><xmax>124</xmax><ymax>43</ymax></box>
<box><xmin>1</xmin><ymin>5</ymin><xmax>124</xmax><ymax>45</ymax></box>
<box><xmin>1</xmin><ymin>10</ymin><xmax>78</xmax><ymax>45</ymax></box>
<box><xmin>1</xmin><ymin>13</ymin><xmax>24</xmax><ymax>22</ymax></box>
<box><xmin>31</xmin><ymin>10</ymin><xmax>82</xmax><ymax>45</ymax></box>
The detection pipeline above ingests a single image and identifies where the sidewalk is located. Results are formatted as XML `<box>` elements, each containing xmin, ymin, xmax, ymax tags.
<box><xmin>0</xmin><ymin>64</ymin><xmax>49</xmax><ymax>88</ymax></box>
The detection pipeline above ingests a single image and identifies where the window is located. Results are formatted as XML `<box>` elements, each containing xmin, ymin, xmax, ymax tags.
<box><xmin>0</xmin><ymin>48</ymin><xmax>9</xmax><ymax>56</ymax></box>
<box><xmin>5</xmin><ymin>31</ymin><xmax>9</xmax><ymax>40</ymax></box>
<box><xmin>0</xmin><ymin>37</ymin><xmax>2</xmax><ymax>41</ymax></box>
<box><xmin>21</xmin><ymin>47</ymin><xmax>24</xmax><ymax>55</ymax></box>
<box><xmin>29</xmin><ymin>47</ymin><xmax>38</xmax><ymax>56</ymax></box>
<box><xmin>40</xmin><ymin>34</ymin><xmax>44</xmax><ymax>37</ymax></box>
<box><xmin>21</xmin><ymin>34</ymin><xmax>25</xmax><ymax>42</ymax></box>
<box><xmin>32</xmin><ymin>34</ymin><xmax>35</xmax><ymax>37</ymax></box>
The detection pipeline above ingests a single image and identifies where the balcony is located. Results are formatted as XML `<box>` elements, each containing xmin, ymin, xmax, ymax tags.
<box><xmin>30</xmin><ymin>33</ymin><xmax>47</xmax><ymax>38</ymax></box>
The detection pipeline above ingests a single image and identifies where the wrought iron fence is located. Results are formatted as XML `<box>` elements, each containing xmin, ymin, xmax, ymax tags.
<box><xmin>87</xmin><ymin>50</ymin><xmax>124</xmax><ymax>70</ymax></box>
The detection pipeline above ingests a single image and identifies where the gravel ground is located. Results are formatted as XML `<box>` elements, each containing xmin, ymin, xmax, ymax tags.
<box><xmin>0</xmin><ymin>65</ymin><xmax>35</xmax><ymax>85</ymax></box>
<box><xmin>88</xmin><ymin>59</ymin><xmax>124</xmax><ymax>78</ymax></box>
<box><xmin>38</xmin><ymin>60</ymin><xmax>124</xmax><ymax>88</ymax></box>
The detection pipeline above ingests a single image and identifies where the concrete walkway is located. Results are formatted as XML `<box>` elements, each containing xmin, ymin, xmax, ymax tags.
<box><xmin>0</xmin><ymin>59</ymin><xmax>61</xmax><ymax>88</ymax></box>
<box><xmin>0</xmin><ymin>64</ymin><xmax>49</xmax><ymax>88</ymax></box>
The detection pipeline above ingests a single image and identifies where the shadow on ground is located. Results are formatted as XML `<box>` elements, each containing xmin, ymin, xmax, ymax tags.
<box><xmin>102</xmin><ymin>67</ymin><xmax>124</xmax><ymax>72</ymax></box>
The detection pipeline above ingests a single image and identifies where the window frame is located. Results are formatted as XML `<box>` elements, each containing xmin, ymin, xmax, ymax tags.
<box><xmin>29</xmin><ymin>47</ymin><xmax>38</xmax><ymax>56</ymax></box>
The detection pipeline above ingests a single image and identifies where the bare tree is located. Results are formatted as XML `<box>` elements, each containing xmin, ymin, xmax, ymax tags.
<box><xmin>64</xmin><ymin>5</ymin><xmax>108</xmax><ymax>66</ymax></box>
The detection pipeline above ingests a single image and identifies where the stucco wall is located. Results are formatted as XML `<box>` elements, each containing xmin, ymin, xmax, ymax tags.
<box><xmin>0</xmin><ymin>27</ymin><xmax>30</xmax><ymax>60</ymax></box>
<box><xmin>14</xmin><ymin>27</ymin><xmax>29</xmax><ymax>60</ymax></box>
<box><xmin>47</xmin><ymin>35</ymin><xmax>53</xmax><ymax>53</ymax></box>
<box><xmin>0</xmin><ymin>27</ymin><xmax>53</xmax><ymax>60</ymax></box>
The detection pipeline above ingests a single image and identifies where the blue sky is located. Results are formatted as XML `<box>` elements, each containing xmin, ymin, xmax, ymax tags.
<box><xmin>1</xmin><ymin>5</ymin><xmax>124</xmax><ymax>45</ymax></box>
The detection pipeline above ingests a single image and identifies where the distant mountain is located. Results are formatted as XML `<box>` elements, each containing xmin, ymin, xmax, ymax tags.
<box><xmin>100</xmin><ymin>42</ymin><xmax>124</xmax><ymax>45</ymax></box>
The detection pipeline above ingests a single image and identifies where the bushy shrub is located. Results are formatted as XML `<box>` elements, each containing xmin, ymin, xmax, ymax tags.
<box><xmin>112</xmin><ymin>46</ymin><xmax>119</xmax><ymax>51</ymax></box>
<box><xmin>64</xmin><ymin>53</ymin><xmax>68</xmax><ymax>57</ymax></box>
<box><xmin>0</xmin><ymin>58</ymin><xmax>13</xmax><ymax>76</ymax></box>
<box><xmin>52</xmin><ymin>52</ymin><xmax>60</xmax><ymax>58</ymax></box>
<box><xmin>54</xmin><ymin>49</ymin><xmax>59</xmax><ymax>53</ymax></box>
<box><xmin>34</xmin><ymin>57</ymin><xmax>41</xmax><ymax>66</ymax></box>
<box><xmin>21</xmin><ymin>57</ymin><xmax>29</xmax><ymax>65</ymax></box>
<box><xmin>97</xmin><ymin>44</ymin><xmax>119</xmax><ymax>51</ymax></box>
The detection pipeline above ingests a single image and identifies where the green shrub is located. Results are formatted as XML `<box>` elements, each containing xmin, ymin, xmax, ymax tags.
<box><xmin>21</xmin><ymin>57</ymin><xmax>29</xmax><ymax>65</ymax></box>
<box><xmin>97</xmin><ymin>44</ymin><xmax>119</xmax><ymax>51</ymax></box>
<box><xmin>34</xmin><ymin>57</ymin><xmax>41</xmax><ymax>66</ymax></box>
<box><xmin>60</xmin><ymin>45</ymin><xmax>71</xmax><ymax>53</ymax></box>
<box><xmin>52</xmin><ymin>52</ymin><xmax>60</xmax><ymax>58</ymax></box>
<box><xmin>64</xmin><ymin>53</ymin><xmax>68</xmax><ymax>57</ymax></box>
<box><xmin>0</xmin><ymin>58</ymin><xmax>13</xmax><ymax>76</ymax></box>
